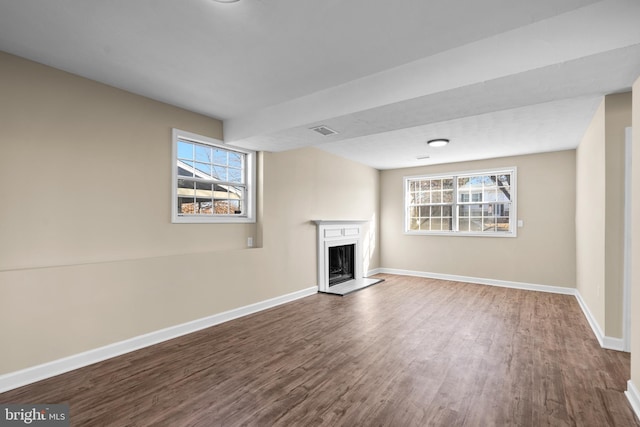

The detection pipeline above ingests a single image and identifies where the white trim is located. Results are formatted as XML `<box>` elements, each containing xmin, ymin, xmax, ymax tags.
<box><xmin>366</xmin><ymin>267</ymin><xmax>383</xmax><ymax>276</ymax></box>
<box><xmin>623</xmin><ymin>127</ymin><xmax>632</xmax><ymax>352</ymax></box>
<box><xmin>377</xmin><ymin>268</ymin><xmax>575</xmax><ymax>295</ymax></box>
<box><xmin>403</xmin><ymin>166</ymin><xmax>517</xmax><ymax>238</ymax></box>
<box><xmin>626</xmin><ymin>380</ymin><xmax>640</xmax><ymax>420</ymax></box>
<box><xmin>171</xmin><ymin>128</ymin><xmax>256</xmax><ymax>224</ymax></box>
<box><xmin>378</xmin><ymin>268</ymin><xmax>627</xmax><ymax>351</ymax></box>
<box><xmin>574</xmin><ymin>289</ymin><xmax>626</xmax><ymax>351</ymax></box>
<box><xmin>0</xmin><ymin>286</ymin><xmax>317</xmax><ymax>393</ymax></box>
<box><xmin>315</xmin><ymin>221</ymin><xmax>368</xmax><ymax>293</ymax></box>
<box><xmin>574</xmin><ymin>290</ymin><xmax>606</xmax><ymax>348</ymax></box>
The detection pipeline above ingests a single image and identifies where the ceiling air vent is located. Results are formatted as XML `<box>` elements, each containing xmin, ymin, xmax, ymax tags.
<box><xmin>310</xmin><ymin>125</ymin><xmax>338</xmax><ymax>136</ymax></box>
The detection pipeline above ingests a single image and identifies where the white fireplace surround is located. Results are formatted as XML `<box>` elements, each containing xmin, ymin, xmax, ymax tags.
<box><xmin>314</xmin><ymin>220</ymin><xmax>367</xmax><ymax>292</ymax></box>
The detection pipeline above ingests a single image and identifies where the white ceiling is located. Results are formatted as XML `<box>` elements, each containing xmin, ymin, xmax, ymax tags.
<box><xmin>1</xmin><ymin>0</ymin><xmax>639</xmax><ymax>169</ymax></box>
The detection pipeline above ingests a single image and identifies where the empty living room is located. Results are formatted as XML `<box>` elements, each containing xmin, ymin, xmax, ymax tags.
<box><xmin>2</xmin><ymin>1</ymin><xmax>640</xmax><ymax>426</ymax></box>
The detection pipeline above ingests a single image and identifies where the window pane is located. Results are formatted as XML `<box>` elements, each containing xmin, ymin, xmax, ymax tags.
<box><xmin>470</xmin><ymin>218</ymin><xmax>483</xmax><ymax>231</ymax></box>
<box><xmin>430</xmin><ymin>206</ymin><xmax>441</xmax><ymax>217</ymax></box>
<box><xmin>178</xmin><ymin>160</ymin><xmax>194</xmax><ymax>177</ymax></box>
<box><xmin>195</xmin><ymin>181</ymin><xmax>213</xmax><ymax>198</ymax></box>
<box><xmin>459</xmin><ymin>218</ymin><xmax>470</xmax><ymax>232</ymax></box>
<box><xmin>228</xmin><ymin>186</ymin><xmax>244</xmax><ymax>201</ymax></box>
<box><xmin>442</xmin><ymin>206</ymin><xmax>452</xmax><ymax>217</ymax></box>
<box><xmin>213</xmin><ymin>165</ymin><xmax>228</xmax><ymax>181</ymax></box>
<box><xmin>194</xmin><ymin>162</ymin><xmax>212</xmax><ymax>177</ymax></box>
<box><xmin>195</xmin><ymin>145</ymin><xmax>212</xmax><ymax>163</ymax></box>
<box><xmin>229</xmin><ymin>200</ymin><xmax>242</xmax><ymax>214</ymax></box>
<box><xmin>443</xmin><ymin>190</ymin><xmax>454</xmax><ymax>203</ymax></box>
<box><xmin>497</xmin><ymin>191</ymin><xmax>510</xmax><ymax>202</ymax></box>
<box><xmin>483</xmin><ymin>218</ymin><xmax>497</xmax><ymax>232</ymax></box>
<box><xmin>177</xmin><ymin>179</ymin><xmax>195</xmax><ymax>198</ymax></box>
<box><xmin>468</xmin><ymin>176</ymin><xmax>483</xmax><ymax>188</ymax></box>
<box><xmin>228</xmin><ymin>167</ymin><xmax>243</xmax><ymax>183</ymax></box>
<box><xmin>485</xmin><ymin>190</ymin><xmax>497</xmax><ymax>202</ymax></box>
<box><xmin>229</xmin><ymin>152</ymin><xmax>242</xmax><ymax>168</ymax></box>
<box><xmin>178</xmin><ymin>198</ymin><xmax>195</xmax><ymax>214</ymax></box>
<box><xmin>443</xmin><ymin>179</ymin><xmax>453</xmax><ymax>190</ymax></box>
<box><xmin>498</xmin><ymin>175</ymin><xmax>511</xmax><ymax>200</ymax></box>
<box><xmin>213</xmin><ymin>199</ymin><xmax>243</xmax><ymax>215</ymax></box>
<box><xmin>196</xmin><ymin>198</ymin><xmax>213</xmax><ymax>214</ymax></box>
<box><xmin>431</xmin><ymin>191</ymin><xmax>442</xmax><ymax>203</ymax></box>
<box><xmin>214</xmin><ymin>200</ymin><xmax>230</xmax><ymax>214</ymax></box>
<box><xmin>177</xmin><ymin>141</ymin><xmax>193</xmax><ymax>160</ymax></box>
<box><xmin>441</xmin><ymin>218</ymin><xmax>452</xmax><ymax>231</ymax></box>
<box><xmin>213</xmin><ymin>149</ymin><xmax>227</xmax><ymax>165</ymax></box>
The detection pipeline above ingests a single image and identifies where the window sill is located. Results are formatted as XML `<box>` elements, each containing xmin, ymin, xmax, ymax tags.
<box><xmin>172</xmin><ymin>215</ymin><xmax>256</xmax><ymax>224</ymax></box>
<box><xmin>404</xmin><ymin>230</ymin><xmax>517</xmax><ymax>238</ymax></box>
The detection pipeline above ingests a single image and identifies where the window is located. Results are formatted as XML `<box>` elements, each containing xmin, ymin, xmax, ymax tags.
<box><xmin>404</xmin><ymin>167</ymin><xmax>516</xmax><ymax>236</ymax></box>
<box><xmin>172</xmin><ymin>129</ymin><xmax>256</xmax><ymax>223</ymax></box>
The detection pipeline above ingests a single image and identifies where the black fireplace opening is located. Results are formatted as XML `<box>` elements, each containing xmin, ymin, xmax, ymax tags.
<box><xmin>328</xmin><ymin>244</ymin><xmax>355</xmax><ymax>287</ymax></box>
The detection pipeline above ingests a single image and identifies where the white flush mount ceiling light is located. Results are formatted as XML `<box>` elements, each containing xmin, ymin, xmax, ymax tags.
<box><xmin>427</xmin><ymin>138</ymin><xmax>449</xmax><ymax>147</ymax></box>
<box><xmin>213</xmin><ymin>0</ymin><xmax>240</xmax><ymax>3</ymax></box>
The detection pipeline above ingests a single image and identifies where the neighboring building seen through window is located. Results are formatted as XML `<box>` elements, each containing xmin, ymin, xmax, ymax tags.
<box><xmin>172</xmin><ymin>129</ymin><xmax>256</xmax><ymax>223</ymax></box>
<box><xmin>405</xmin><ymin>168</ymin><xmax>516</xmax><ymax>236</ymax></box>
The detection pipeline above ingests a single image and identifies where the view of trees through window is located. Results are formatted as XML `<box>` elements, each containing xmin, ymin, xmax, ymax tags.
<box><xmin>406</xmin><ymin>169</ymin><xmax>515</xmax><ymax>235</ymax></box>
<box><xmin>176</xmin><ymin>139</ymin><xmax>246</xmax><ymax>216</ymax></box>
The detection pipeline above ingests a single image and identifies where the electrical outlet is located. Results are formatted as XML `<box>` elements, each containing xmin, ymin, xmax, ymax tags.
<box><xmin>247</xmin><ymin>237</ymin><xmax>253</xmax><ymax>247</ymax></box>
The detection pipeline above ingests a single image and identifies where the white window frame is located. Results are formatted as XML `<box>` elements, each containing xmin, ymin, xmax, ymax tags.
<box><xmin>404</xmin><ymin>167</ymin><xmax>517</xmax><ymax>237</ymax></box>
<box><xmin>171</xmin><ymin>128</ymin><xmax>256</xmax><ymax>224</ymax></box>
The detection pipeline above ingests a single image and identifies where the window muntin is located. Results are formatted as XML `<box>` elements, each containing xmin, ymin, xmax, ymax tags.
<box><xmin>405</xmin><ymin>168</ymin><xmax>516</xmax><ymax>236</ymax></box>
<box><xmin>172</xmin><ymin>129</ymin><xmax>256</xmax><ymax>223</ymax></box>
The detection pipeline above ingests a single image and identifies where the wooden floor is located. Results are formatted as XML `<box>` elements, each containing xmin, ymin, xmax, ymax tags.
<box><xmin>1</xmin><ymin>274</ymin><xmax>638</xmax><ymax>426</ymax></box>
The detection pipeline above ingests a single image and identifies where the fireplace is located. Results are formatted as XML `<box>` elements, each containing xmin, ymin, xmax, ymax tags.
<box><xmin>328</xmin><ymin>244</ymin><xmax>355</xmax><ymax>286</ymax></box>
<box><xmin>314</xmin><ymin>220</ymin><xmax>383</xmax><ymax>295</ymax></box>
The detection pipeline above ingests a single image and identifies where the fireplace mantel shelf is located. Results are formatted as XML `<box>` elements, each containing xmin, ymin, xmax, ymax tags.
<box><xmin>312</xmin><ymin>220</ymin><xmax>368</xmax><ymax>225</ymax></box>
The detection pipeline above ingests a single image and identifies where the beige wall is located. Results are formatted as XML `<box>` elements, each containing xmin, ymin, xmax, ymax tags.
<box><xmin>0</xmin><ymin>52</ymin><xmax>379</xmax><ymax>374</ymax></box>
<box><xmin>575</xmin><ymin>92</ymin><xmax>631</xmax><ymax>340</ymax></box>
<box><xmin>380</xmin><ymin>151</ymin><xmax>576</xmax><ymax>287</ymax></box>
<box><xmin>576</xmin><ymin>100</ymin><xmax>606</xmax><ymax>331</ymax></box>
<box><xmin>631</xmin><ymin>77</ymin><xmax>640</xmax><ymax>390</ymax></box>
<box><xmin>604</xmin><ymin>92</ymin><xmax>632</xmax><ymax>338</ymax></box>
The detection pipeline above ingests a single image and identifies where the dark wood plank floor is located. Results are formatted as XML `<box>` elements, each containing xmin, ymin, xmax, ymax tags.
<box><xmin>1</xmin><ymin>274</ymin><xmax>638</xmax><ymax>426</ymax></box>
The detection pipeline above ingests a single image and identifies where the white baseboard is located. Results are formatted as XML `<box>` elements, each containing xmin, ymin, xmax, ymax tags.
<box><xmin>573</xmin><ymin>290</ymin><xmax>606</xmax><ymax>348</ymax></box>
<box><xmin>0</xmin><ymin>286</ymin><xmax>317</xmax><ymax>394</ymax></box>
<box><xmin>574</xmin><ymin>290</ymin><xmax>626</xmax><ymax>352</ymax></box>
<box><xmin>626</xmin><ymin>380</ymin><xmax>640</xmax><ymax>420</ymax></box>
<box><xmin>603</xmin><ymin>336</ymin><xmax>626</xmax><ymax>352</ymax></box>
<box><xmin>366</xmin><ymin>268</ymin><xmax>383</xmax><ymax>276</ymax></box>
<box><xmin>377</xmin><ymin>268</ymin><xmax>576</xmax><ymax>295</ymax></box>
<box><xmin>379</xmin><ymin>268</ymin><xmax>627</xmax><ymax>352</ymax></box>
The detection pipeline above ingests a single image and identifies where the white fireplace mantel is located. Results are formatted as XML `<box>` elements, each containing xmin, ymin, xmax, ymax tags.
<box><xmin>313</xmin><ymin>220</ymin><xmax>369</xmax><ymax>293</ymax></box>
